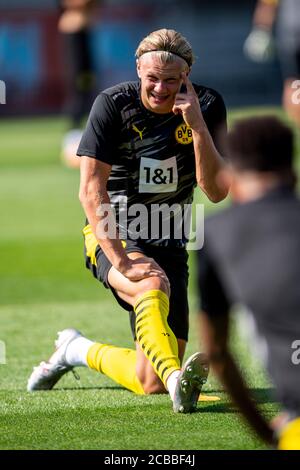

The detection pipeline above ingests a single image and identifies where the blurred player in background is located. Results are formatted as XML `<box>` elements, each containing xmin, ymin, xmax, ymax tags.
<box><xmin>28</xmin><ymin>29</ymin><xmax>229</xmax><ymax>413</ymax></box>
<box><xmin>197</xmin><ymin>116</ymin><xmax>300</xmax><ymax>449</ymax></box>
<box><xmin>244</xmin><ymin>0</ymin><xmax>300</xmax><ymax>129</ymax></box>
<box><xmin>58</xmin><ymin>0</ymin><xmax>98</xmax><ymax>168</ymax></box>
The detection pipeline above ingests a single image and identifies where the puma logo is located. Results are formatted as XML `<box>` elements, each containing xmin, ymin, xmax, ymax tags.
<box><xmin>162</xmin><ymin>332</ymin><xmax>170</xmax><ymax>337</ymax></box>
<box><xmin>132</xmin><ymin>124</ymin><xmax>146</xmax><ymax>140</ymax></box>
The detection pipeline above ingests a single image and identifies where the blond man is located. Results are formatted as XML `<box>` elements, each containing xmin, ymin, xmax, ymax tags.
<box><xmin>28</xmin><ymin>29</ymin><xmax>229</xmax><ymax>413</ymax></box>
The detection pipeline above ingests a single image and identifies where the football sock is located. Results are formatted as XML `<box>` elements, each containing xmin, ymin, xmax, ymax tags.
<box><xmin>133</xmin><ymin>289</ymin><xmax>180</xmax><ymax>388</ymax></box>
<box><xmin>166</xmin><ymin>370</ymin><xmax>181</xmax><ymax>401</ymax></box>
<box><xmin>65</xmin><ymin>337</ymin><xmax>94</xmax><ymax>367</ymax></box>
<box><xmin>87</xmin><ymin>343</ymin><xmax>145</xmax><ymax>395</ymax></box>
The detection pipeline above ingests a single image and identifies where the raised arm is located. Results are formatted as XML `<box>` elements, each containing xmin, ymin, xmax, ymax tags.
<box><xmin>197</xmin><ymin>245</ymin><xmax>276</xmax><ymax>446</ymax></box>
<box><xmin>173</xmin><ymin>74</ymin><xmax>229</xmax><ymax>203</ymax></box>
<box><xmin>200</xmin><ymin>310</ymin><xmax>276</xmax><ymax>446</ymax></box>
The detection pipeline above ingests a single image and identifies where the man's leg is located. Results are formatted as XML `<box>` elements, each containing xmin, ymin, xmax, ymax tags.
<box><xmin>106</xmin><ymin>252</ymin><xmax>181</xmax><ymax>391</ymax></box>
<box><xmin>27</xmin><ymin>250</ymin><xmax>175</xmax><ymax>394</ymax></box>
<box><xmin>135</xmin><ymin>339</ymin><xmax>186</xmax><ymax>394</ymax></box>
<box><xmin>86</xmin><ymin>342</ymin><xmax>145</xmax><ymax>394</ymax></box>
<box><xmin>28</xmin><ymin>251</ymin><xmax>208</xmax><ymax>411</ymax></box>
<box><xmin>103</xmin><ymin>257</ymin><xmax>209</xmax><ymax>411</ymax></box>
<box><xmin>86</xmin><ymin>339</ymin><xmax>186</xmax><ymax>395</ymax></box>
<box><xmin>86</xmin><ymin>252</ymin><xmax>182</xmax><ymax>396</ymax></box>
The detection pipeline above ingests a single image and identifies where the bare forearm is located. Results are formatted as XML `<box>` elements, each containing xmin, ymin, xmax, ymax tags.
<box><xmin>172</xmin><ymin>73</ymin><xmax>229</xmax><ymax>202</ymax></box>
<box><xmin>211</xmin><ymin>351</ymin><xmax>275</xmax><ymax>445</ymax></box>
<box><xmin>193</xmin><ymin>129</ymin><xmax>228</xmax><ymax>202</ymax></box>
<box><xmin>253</xmin><ymin>0</ymin><xmax>278</xmax><ymax>30</ymax></box>
<box><xmin>200</xmin><ymin>312</ymin><xmax>275</xmax><ymax>446</ymax></box>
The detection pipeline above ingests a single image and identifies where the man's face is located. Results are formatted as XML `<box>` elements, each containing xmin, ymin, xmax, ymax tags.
<box><xmin>137</xmin><ymin>53</ymin><xmax>189</xmax><ymax>114</ymax></box>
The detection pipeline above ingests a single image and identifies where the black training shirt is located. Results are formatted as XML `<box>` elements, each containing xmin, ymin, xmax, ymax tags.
<box><xmin>78</xmin><ymin>80</ymin><xmax>226</xmax><ymax>247</ymax></box>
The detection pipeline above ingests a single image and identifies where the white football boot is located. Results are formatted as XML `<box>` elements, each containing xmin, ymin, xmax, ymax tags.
<box><xmin>27</xmin><ymin>328</ymin><xmax>82</xmax><ymax>391</ymax></box>
<box><xmin>173</xmin><ymin>352</ymin><xmax>209</xmax><ymax>413</ymax></box>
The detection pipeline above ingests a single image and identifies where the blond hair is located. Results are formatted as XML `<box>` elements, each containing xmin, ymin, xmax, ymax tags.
<box><xmin>135</xmin><ymin>29</ymin><xmax>195</xmax><ymax>67</ymax></box>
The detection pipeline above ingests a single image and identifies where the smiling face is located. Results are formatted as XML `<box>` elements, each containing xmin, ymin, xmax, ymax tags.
<box><xmin>137</xmin><ymin>52</ymin><xmax>189</xmax><ymax>114</ymax></box>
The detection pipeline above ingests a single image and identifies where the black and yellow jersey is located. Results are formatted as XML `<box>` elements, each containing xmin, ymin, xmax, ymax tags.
<box><xmin>77</xmin><ymin>80</ymin><xmax>226</xmax><ymax>247</ymax></box>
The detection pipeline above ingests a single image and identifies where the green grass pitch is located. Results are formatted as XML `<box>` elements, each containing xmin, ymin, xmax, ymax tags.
<box><xmin>0</xmin><ymin>108</ymin><xmax>299</xmax><ymax>450</ymax></box>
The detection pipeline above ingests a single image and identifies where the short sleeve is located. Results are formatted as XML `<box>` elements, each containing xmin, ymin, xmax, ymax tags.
<box><xmin>197</xmin><ymin>244</ymin><xmax>231</xmax><ymax>317</ymax></box>
<box><xmin>77</xmin><ymin>93</ymin><xmax>121</xmax><ymax>164</ymax></box>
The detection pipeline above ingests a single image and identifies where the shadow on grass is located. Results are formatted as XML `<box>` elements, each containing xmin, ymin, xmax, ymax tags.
<box><xmin>25</xmin><ymin>386</ymin><xmax>276</xmax><ymax>406</ymax></box>
<box><xmin>250</xmin><ymin>387</ymin><xmax>276</xmax><ymax>404</ymax></box>
<box><xmin>205</xmin><ymin>387</ymin><xmax>276</xmax><ymax>404</ymax></box>
<box><xmin>196</xmin><ymin>387</ymin><xmax>277</xmax><ymax>414</ymax></box>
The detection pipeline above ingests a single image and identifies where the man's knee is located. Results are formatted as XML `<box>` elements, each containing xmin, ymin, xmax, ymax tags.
<box><xmin>135</xmin><ymin>276</ymin><xmax>170</xmax><ymax>301</ymax></box>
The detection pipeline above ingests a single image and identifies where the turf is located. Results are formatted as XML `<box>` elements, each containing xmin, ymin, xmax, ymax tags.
<box><xmin>0</xmin><ymin>108</ymin><xmax>298</xmax><ymax>450</ymax></box>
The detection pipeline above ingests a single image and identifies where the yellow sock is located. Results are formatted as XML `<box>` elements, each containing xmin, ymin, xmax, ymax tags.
<box><xmin>134</xmin><ymin>289</ymin><xmax>180</xmax><ymax>387</ymax></box>
<box><xmin>87</xmin><ymin>343</ymin><xmax>144</xmax><ymax>395</ymax></box>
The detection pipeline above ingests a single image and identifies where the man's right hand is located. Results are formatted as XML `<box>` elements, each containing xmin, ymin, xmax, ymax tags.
<box><xmin>118</xmin><ymin>256</ymin><xmax>170</xmax><ymax>285</ymax></box>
